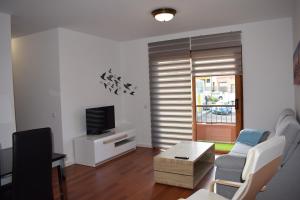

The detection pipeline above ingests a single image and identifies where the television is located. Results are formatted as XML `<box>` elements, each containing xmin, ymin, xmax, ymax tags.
<box><xmin>86</xmin><ymin>106</ymin><xmax>115</xmax><ymax>135</ymax></box>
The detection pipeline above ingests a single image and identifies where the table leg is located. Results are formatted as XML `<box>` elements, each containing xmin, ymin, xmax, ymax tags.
<box><xmin>58</xmin><ymin>159</ymin><xmax>66</xmax><ymax>180</ymax></box>
<box><xmin>57</xmin><ymin>165</ymin><xmax>67</xmax><ymax>200</ymax></box>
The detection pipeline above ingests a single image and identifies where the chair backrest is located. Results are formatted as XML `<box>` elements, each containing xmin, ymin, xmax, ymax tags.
<box><xmin>232</xmin><ymin>136</ymin><xmax>285</xmax><ymax>200</ymax></box>
<box><xmin>0</xmin><ymin>143</ymin><xmax>2</xmax><ymax>195</ymax></box>
<box><xmin>12</xmin><ymin>127</ymin><xmax>53</xmax><ymax>200</ymax></box>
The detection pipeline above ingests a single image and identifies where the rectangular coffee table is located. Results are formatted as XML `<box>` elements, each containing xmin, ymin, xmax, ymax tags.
<box><xmin>154</xmin><ymin>141</ymin><xmax>215</xmax><ymax>189</ymax></box>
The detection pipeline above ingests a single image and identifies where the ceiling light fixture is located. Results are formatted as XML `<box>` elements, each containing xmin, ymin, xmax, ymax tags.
<box><xmin>152</xmin><ymin>8</ymin><xmax>176</xmax><ymax>22</ymax></box>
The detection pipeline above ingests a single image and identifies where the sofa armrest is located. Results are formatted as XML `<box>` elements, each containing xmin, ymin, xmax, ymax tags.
<box><xmin>215</xmin><ymin>154</ymin><xmax>246</xmax><ymax>171</ymax></box>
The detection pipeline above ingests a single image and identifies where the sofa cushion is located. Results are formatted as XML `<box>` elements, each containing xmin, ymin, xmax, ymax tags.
<box><xmin>229</xmin><ymin>142</ymin><xmax>251</xmax><ymax>157</ymax></box>
<box><xmin>275</xmin><ymin>108</ymin><xmax>295</xmax><ymax>131</ymax></box>
<box><xmin>267</xmin><ymin>130</ymin><xmax>276</xmax><ymax>139</ymax></box>
<box><xmin>215</xmin><ymin>167</ymin><xmax>242</xmax><ymax>199</ymax></box>
<box><xmin>215</xmin><ymin>154</ymin><xmax>247</xmax><ymax>198</ymax></box>
<box><xmin>236</xmin><ymin>129</ymin><xmax>269</xmax><ymax>146</ymax></box>
<box><xmin>229</xmin><ymin>131</ymin><xmax>270</xmax><ymax>157</ymax></box>
<box><xmin>215</xmin><ymin>154</ymin><xmax>246</xmax><ymax>170</ymax></box>
<box><xmin>259</xmin><ymin>130</ymin><xmax>270</xmax><ymax>142</ymax></box>
<box><xmin>275</xmin><ymin>116</ymin><xmax>300</xmax><ymax>165</ymax></box>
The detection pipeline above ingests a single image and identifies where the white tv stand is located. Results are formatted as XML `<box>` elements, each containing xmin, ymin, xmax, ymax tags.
<box><xmin>74</xmin><ymin>125</ymin><xmax>136</xmax><ymax>167</ymax></box>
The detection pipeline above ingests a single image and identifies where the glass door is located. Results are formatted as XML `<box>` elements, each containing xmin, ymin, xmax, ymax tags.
<box><xmin>192</xmin><ymin>75</ymin><xmax>243</xmax><ymax>143</ymax></box>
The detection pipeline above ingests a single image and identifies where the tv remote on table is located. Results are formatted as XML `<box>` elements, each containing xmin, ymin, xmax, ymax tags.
<box><xmin>174</xmin><ymin>156</ymin><xmax>189</xmax><ymax>160</ymax></box>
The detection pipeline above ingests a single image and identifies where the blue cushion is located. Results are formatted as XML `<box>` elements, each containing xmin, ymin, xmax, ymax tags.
<box><xmin>237</xmin><ymin>129</ymin><xmax>267</xmax><ymax>146</ymax></box>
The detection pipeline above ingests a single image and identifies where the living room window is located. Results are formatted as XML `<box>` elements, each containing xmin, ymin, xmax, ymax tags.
<box><xmin>195</xmin><ymin>75</ymin><xmax>236</xmax><ymax>124</ymax></box>
<box><xmin>148</xmin><ymin>38</ymin><xmax>192</xmax><ymax>149</ymax></box>
<box><xmin>148</xmin><ymin>32</ymin><xmax>243</xmax><ymax>149</ymax></box>
<box><xmin>191</xmin><ymin>32</ymin><xmax>243</xmax><ymax>143</ymax></box>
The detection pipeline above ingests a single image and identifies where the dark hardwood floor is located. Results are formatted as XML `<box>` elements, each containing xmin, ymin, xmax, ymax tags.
<box><xmin>53</xmin><ymin>147</ymin><xmax>215</xmax><ymax>200</ymax></box>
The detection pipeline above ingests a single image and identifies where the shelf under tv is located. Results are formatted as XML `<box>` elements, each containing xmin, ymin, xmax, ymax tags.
<box><xmin>73</xmin><ymin>125</ymin><xmax>136</xmax><ymax>167</ymax></box>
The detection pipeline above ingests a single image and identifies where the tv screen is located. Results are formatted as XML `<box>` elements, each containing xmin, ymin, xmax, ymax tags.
<box><xmin>86</xmin><ymin>106</ymin><xmax>115</xmax><ymax>135</ymax></box>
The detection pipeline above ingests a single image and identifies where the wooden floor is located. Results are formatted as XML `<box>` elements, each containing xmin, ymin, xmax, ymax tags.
<box><xmin>53</xmin><ymin>147</ymin><xmax>215</xmax><ymax>200</ymax></box>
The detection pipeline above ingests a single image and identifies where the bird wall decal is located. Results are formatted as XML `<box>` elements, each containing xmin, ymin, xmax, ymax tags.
<box><xmin>100</xmin><ymin>72</ymin><xmax>106</xmax><ymax>80</ymax></box>
<box><xmin>124</xmin><ymin>83</ymin><xmax>132</xmax><ymax>90</ymax></box>
<box><xmin>99</xmin><ymin>68</ymin><xmax>137</xmax><ymax>96</ymax></box>
<box><xmin>114</xmin><ymin>89</ymin><xmax>119</xmax><ymax>95</ymax></box>
<box><xmin>107</xmin><ymin>75</ymin><xmax>113</xmax><ymax>81</ymax></box>
<box><xmin>114</xmin><ymin>80</ymin><xmax>119</xmax><ymax>87</ymax></box>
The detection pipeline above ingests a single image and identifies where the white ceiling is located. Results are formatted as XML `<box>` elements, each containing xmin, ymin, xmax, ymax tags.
<box><xmin>0</xmin><ymin>0</ymin><xmax>295</xmax><ymax>41</ymax></box>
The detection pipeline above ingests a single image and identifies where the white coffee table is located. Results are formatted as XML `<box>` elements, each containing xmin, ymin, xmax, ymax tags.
<box><xmin>154</xmin><ymin>141</ymin><xmax>215</xmax><ymax>189</ymax></box>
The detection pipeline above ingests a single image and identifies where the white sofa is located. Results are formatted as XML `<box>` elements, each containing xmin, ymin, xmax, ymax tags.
<box><xmin>215</xmin><ymin>108</ymin><xmax>300</xmax><ymax>198</ymax></box>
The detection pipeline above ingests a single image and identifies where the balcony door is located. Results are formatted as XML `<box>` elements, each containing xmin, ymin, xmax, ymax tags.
<box><xmin>192</xmin><ymin>75</ymin><xmax>243</xmax><ymax>142</ymax></box>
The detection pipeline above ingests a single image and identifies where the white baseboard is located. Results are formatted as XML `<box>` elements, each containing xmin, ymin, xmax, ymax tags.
<box><xmin>137</xmin><ymin>143</ymin><xmax>153</xmax><ymax>148</ymax></box>
<box><xmin>65</xmin><ymin>160</ymin><xmax>74</xmax><ymax>167</ymax></box>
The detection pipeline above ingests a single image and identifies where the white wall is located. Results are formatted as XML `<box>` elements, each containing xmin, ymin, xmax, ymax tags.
<box><xmin>12</xmin><ymin>29</ymin><xmax>63</xmax><ymax>153</ymax></box>
<box><xmin>12</xmin><ymin>28</ymin><xmax>122</xmax><ymax>164</ymax></box>
<box><xmin>120</xmin><ymin>42</ymin><xmax>152</xmax><ymax>147</ymax></box>
<box><xmin>11</xmin><ymin>17</ymin><xmax>295</xmax><ymax>163</ymax></box>
<box><xmin>120</xmin><ymin>18</ymin><xmax>295</xmax><ymax>147</ymax></box>
<box><xmin>294</xmin><ymin>0</ymin><xmax>300</xmax><ymax>119</ymax></box>
<box><xmin>58</xmin><ymin>28</ymin><xmax>122</xmax><ymax>165</ymax></box>
<box><xmin>0</xmin><ymin>13</ymin><xmax>16</xmax><ymax>148</ymax></box>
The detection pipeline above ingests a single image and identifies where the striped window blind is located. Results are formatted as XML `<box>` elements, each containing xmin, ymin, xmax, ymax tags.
<box><xmin>191</xmin><ymin>32</ymin><xmax>242</xmax><ymax>76</ymax></box>
<box><xmin>148</xmin><ymin>38</ymin><xmax>192</xmax><ymax>149</ymax></box>
<box><xmin>148</xmin><ymin>32</ymin><xmax>242</xmax><ymax>149</ymax></box>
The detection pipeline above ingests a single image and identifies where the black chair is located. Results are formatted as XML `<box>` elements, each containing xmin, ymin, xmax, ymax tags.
<box><xmin>1</xmin><ymin>144</ymin><xmax>12</xmax><ymax>200</ymax></box>
<box><xmin>12</xmin><ymin>127</ymin><xmax>53</xmax><ymax>200</ymax></box>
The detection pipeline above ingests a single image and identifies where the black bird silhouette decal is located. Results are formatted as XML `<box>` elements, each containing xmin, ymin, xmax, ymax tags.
<box><xmin>124</xmin><ymin>83</ymin><xmax>132</xmax><ymax>90</ymax></box>
<box><xmin>107</xmin><ymin>75</ymin><xmax>113</xmax><ymax>81</ymax></box>
<box><xmin>114</xmin><ymin>80</ymin><xmax>119</xmax><ymax>87</ymax></box>
<box><xmin>99</xmin><ymin>68</ymin><xmax>136</xmax><ymax>96</ymax></box>
<box><xmin>100</xmin><ymin>72</ymin><xmax>106</xmax><ymax>80</ymax></box>
<box><xmin>114</xmin><ymin>89</ymin><xmax>119</xmax><ymax>95</ymax></box>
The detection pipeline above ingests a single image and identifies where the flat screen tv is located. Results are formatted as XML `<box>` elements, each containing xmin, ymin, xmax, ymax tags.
<box><xmin>86</xmin><ymin>106</ymin><xmax>115</xmax><ymax>135</ymax></box>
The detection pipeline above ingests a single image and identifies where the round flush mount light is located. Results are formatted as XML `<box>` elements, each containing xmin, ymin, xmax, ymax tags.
<box><xmin>152</xmin><ymin>8</ymin><xmax>176</xmax><ymax>22</ymax></box>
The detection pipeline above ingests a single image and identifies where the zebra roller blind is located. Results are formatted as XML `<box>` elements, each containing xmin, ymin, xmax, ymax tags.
<box><xmin>148</xmin><ymin>32</ymin><xmax>242</xmax><ymax>149</ymax></box>
<box><xmin>191</xmin><ymin>32</ymin><xmax>242</xmax><ymax>76</ymax></box>
<box><xmin>148</xmin><ymin>38</ymin><xmax>192</xmax><ymax>149</ymax></box>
